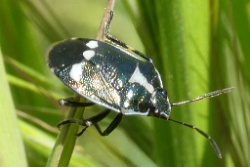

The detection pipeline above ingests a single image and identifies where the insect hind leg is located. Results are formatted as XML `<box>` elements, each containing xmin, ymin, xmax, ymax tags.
<box><xmin>57</xmin><ymin>109</ymin><xmax>123</xmax><ymax>136</ymax></box>
<box><xmin>76</xmin><ymin>109</ymin><xmax>113</xmax><ymax>136</ymax></box>
<box><xmin>75</xmin><ymin>109</ymin><xmax>123</xmax><ymax>136</ymax></box>
<box><xmin>91</xmin><ymin>111</ymin><xmax>123</xmax><ymax>136</ymax></box>
<box><xmin>104</xmin><ymin>10</ymin><xmax>153</xmax><ymax>63</ymax></box>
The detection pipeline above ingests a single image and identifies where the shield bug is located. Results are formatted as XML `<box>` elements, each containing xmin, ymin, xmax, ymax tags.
<box><xmin>48</xmin><ymin>11</ymin><xmax>233</xmax><ymax>158</ymax></box>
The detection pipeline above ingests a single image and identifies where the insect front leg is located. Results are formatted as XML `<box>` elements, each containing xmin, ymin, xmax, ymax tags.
<box><xmin>104</xmin><ymin>10</ymin><xmax>153</xmax><ymax>63</ymax></box>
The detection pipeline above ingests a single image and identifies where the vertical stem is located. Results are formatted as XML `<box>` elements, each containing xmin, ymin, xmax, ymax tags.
<box><xmin>46</xmin><ymin>0</ymin><xmax>116</xmax><ymax>166</ymax></box>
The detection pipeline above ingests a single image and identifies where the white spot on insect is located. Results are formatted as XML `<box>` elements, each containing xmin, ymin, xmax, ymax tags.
<box><xmin>86</xmin><ymin>40</ymin><xmax>98</xmax><ymax>49</ymax></box>
<box><xmin>121</xmin><ymin>108</ymin><xmax>150</xmax><ymax>116</ymax></box>
<box><xmin>69</xmin><ymin>63</ymin><xmax>83</xmax><ymax>82</ymax></box>
<box><xmin>128</xmin><ymin>64</ymin><xmax>154</xmax><ymax>93</ymax></box>
<box><xmin>127</xmin><ymin>89</ymin><xmax>134</xmax><ymax>99</ymax></box>
<box><xmin>166</xmin><ymin>96</ymin><xmax>171</xmax><ymax>111</ymax></box>
<box><xmin>83</xmin><ymin>50</ymin><xmax>95</xmax><ymax>60</ymax></box>
<box><xmin>123</xmin><ymin>89</ymin><xmax>134</xmax><ymax>108</ymax></box>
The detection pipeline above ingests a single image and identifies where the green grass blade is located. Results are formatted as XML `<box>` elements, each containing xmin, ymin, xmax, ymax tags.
<box><xmin>132</xmin><ymin>1</ymin><xmax>213</xmax><ymax>166</ymax></box>
<box><xmin>1</xmin><ymin>0</ymin><xmax>248</xmax><ymax>166</ymax></box>
<box><xmin>0</xmin><ymin>49</ymin><xmax>28</xmax><ymax>167</ymax></box>
<box><xmin>123</xmin><ymin>0</ymin><xmax>250</xmax><ymax>166</ymax></box>
<box><xmin>210</xmin><ymin>1</ymin><xmax>250</xmax><ymax>166</ymax></box>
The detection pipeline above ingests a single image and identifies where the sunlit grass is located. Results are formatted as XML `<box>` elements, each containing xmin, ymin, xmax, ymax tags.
<box><xmin>0</xmin><ymin>0</ymin><xmax>249</xmax><ymax>166</ymax></box>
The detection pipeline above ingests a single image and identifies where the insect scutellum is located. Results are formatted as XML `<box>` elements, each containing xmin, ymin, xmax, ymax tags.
<box><xmin>48</xmin><ymin>10</ymin><xmax>234</xmax><ymax>158</ymax></box>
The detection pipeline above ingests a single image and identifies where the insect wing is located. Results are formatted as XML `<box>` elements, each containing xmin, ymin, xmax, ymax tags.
<box><xmin>48</xmin><ymin>38</ymin><xmax>162</xmax><ymax>114</ymax></box>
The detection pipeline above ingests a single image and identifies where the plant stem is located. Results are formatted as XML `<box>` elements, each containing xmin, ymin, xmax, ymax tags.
<box><xmin>46</xmin><ymin>0</ymin><xmax>116</xmax><ymax>166</ymax></box>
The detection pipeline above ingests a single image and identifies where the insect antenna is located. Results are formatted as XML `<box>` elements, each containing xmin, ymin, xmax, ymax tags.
<box><xmin>168</xmin><ymin>117</ymin><xmax>222</xmax><ymax>158</ymax></box>
<box><xmin>171</xmin><ymin>87</ymin><xmax>234</xmax><ymax>107</ymax></box>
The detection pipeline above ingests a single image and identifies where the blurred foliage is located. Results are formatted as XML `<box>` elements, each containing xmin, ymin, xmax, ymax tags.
<box><xmin>0</xmin><ymin>0</ymin><xmax>249</xmax><ymax>166</ymax></box>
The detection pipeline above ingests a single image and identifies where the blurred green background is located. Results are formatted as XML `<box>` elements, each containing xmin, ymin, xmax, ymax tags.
<box><xmin>0</xmin><ymin>0</ymin><xmax>249</xmax><ymax>167</ymax></box>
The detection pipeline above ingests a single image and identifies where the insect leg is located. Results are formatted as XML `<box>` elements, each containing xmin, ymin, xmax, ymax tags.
<box><xmin>92</xmin><ymin>113</ymin><xmax>123</xmax><ymax>136</ymax></box>
<box><xmin>57</xmin><ymin>109</ymin><xmax>123</xmax><ymax>136</ymax></box>
<box><xmin>76</xmin><ymin>109</ymin><xmax>112</xmax><ymax>136</ymax></box>
<box><xmin>57</xmin><ymin>118</ymin><xmax>89</xmax><ymax>136</ymax></box>
<box><xmin>104</xmin><ymin>10</ymin><xmax>153</xmax><ymax>63</ymax></box>
<box><xmin>59</xmin><ymin>98</ymin><xmax>95</xmax><ymax>107</ymax></box>
<box><xmin>57</xmin><ymin>118</ymin><xmax>86</xmax><ymax>131</ymax></box>
<box><xmin>57</xmin><ymin>109</ymin><xmax>111</xmax><ymax>136</ymax></box>
<box><xmin>77</xmin><ymin>109</ymin><xmax>123</xmax><ymax>136</ymax></box>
